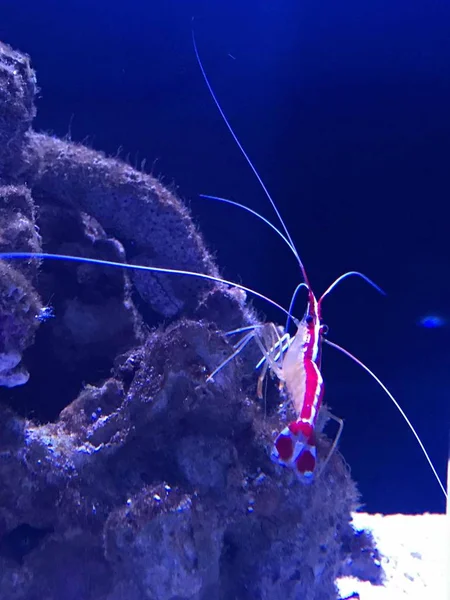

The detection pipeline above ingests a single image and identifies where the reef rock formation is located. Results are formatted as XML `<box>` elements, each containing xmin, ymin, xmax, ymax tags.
<box><xmin>0</xmin><ymin>184</ymin><xmax>42</xmax><ymax>387</ymax></box>
<box><xmin>0</xmin><ymin>40</ymin><xmax>379</xmax><ymax>600</ymax></box>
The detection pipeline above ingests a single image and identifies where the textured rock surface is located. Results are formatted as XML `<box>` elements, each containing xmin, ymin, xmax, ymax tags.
<box><xmin>0</xmin><ymin>39</ymin><xmax>381</xmax><ymax>599</ymax></box>
<box><xmin>0</xmin><ymin>37</ymin><xmax>254</xmax><ymax>398</ymax></box>
<box><xmin>0</xmin><ymin>41</ymin><xmax>36</xmax><ymax>178</ymax></box>
<box><xmin>0</xmin><ymin>321</ymin><xmax>372</xmax><ymax>600</ymax></box>
<box><xmin>0</xmin><ymin>185</ymin><xmax>42</xmax><ymax>386</ymax></box>
<box><xmin>26</xmin><ymin>132</ymin><xmax>223</xmax><ymax>318</ymax></box>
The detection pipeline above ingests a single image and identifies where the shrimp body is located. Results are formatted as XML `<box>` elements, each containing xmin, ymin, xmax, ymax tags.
<box><xmin>272</xmin><ymin>295</ymin><xmax>325</xmax><ymax>480</ymax></box>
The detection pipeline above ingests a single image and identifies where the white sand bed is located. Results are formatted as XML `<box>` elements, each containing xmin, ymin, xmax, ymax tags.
<box><xmin>337</xmin><ymin>512</ymin><xmax>448</xmax><ymax>600</ymax></box>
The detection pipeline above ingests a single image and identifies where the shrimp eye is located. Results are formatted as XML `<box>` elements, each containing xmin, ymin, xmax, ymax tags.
<box><xmin>305</xmin><ymin>315</ymin><xmax>314</xmax><ymax>325</ymax></box>
<box><xmin>320</xmin><ymin>324</ymin><xmax>329</xmax><ymax>336</ymax></box>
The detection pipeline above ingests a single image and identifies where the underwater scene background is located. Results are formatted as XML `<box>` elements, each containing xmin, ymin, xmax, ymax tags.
<box><xmin>0</xmin><ymin>4</ymin><xmax>448</xmax><ymax>594</ymax></box>
<box><xmin>2</xmin><ymin>0</ymin><xmax>449</xmax><ymax>513</ymax></box>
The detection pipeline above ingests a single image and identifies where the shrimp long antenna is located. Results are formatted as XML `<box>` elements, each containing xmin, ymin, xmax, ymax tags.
<box><xmin>324</xmin><ymin>338</ymin><xmax>448</xmax><ymax>500</ymax></box>
<box><xmin>319</xmin><ymin>271</ymin><xmax>386</xmax><ymax>304</ymax></box>
<box><xmin>0</xmin><ymin>252</ymin><xmax>290</xmax><ymax>317</ymax></box>
<box><xmin>200</xmin><ymin>194</ymin><xmax>310</xmax><ymax>331</ymax></box>
<box><xmin>191</xmin><ymin>28</ymin><xmax>309</xmax><ymax>287</ymax></box>
<box><xmin>200</xmin><ymin>194</ymin><xmax>298</xmax><ymax>260</ymax></box>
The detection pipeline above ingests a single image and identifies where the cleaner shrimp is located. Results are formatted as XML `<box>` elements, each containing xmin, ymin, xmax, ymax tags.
<box><xmin>189</xmin><ymin>29</ymin><xmax>448</xmax><ymax>495</ymax></box>
<box><xmin>0</xmin><ymin>32</ymin><xmax>447</xmax><ymax>500</ymax></box>
<box><xmin>206</xmin><ymin>259</ymin><xmax>384</xmax><ymax>482</ymax></box>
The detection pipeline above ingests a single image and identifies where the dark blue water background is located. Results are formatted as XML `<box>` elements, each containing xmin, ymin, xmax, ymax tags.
<box><xmin>2</xmin><ymin>0</ymin><xmax>449</xmax><ymax>514</ymax></box>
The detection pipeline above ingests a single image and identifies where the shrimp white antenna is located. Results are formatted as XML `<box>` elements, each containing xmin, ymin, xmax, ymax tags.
<box><xmin>192</xmin><ymin>27</ymin><xmax>309</xmax><ymax>287</ymax></box>
<box><xmin>200</xmin><ymin>194</ymin><xmax>297</xmax><ymax>259</ymax></box>
<box><xmin>200</xmin><ymin>193</ymin><xmax>308</xmax><ymax>331</ymax></box>
<box><xmin>0</xmin><ymin>252</ymin><xmax>290</xmax><ymax>317</ymax></box>
<box><xmin>324</xmin><ymin>338</ymin><xmax>448</xmax><ymax>499</ymax></box>
<box><xmin>199</xmin><ymin>196</ymin><xmax>385</xmax><ymax>318</ymax></box>
<box><xmin>319</xmin><ymin>271</ymin><xmax>386</xmax><ymax>303</ymax></box>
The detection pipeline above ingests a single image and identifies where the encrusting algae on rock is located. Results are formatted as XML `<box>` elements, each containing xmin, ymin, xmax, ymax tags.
<box><xmin>0</xmin><ymin>39</ymin><xmax>380</xmax><ymax>599</ymax></box>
